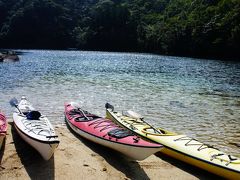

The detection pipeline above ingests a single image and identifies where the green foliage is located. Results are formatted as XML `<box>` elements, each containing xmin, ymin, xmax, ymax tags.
<box><xmin>0</xmin><ymin>0</ymin><xmax>239</xmax><ymax>59</ymax></box>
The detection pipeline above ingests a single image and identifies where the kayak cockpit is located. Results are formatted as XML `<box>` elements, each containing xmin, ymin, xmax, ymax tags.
<box><xmin>68</xmin><ymin>108</ymin><xmax>100</xmax><ymax>122</ymax></box>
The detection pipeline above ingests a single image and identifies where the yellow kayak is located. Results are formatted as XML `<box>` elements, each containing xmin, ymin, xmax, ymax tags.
<box><xmin>105</xmin><ymin>104</ymin><xmax>240</xmax><ymax>179</ymax></box>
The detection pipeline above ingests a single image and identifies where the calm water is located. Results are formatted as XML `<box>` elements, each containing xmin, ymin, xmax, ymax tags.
<box><xmin>0</xmin><ymin>50</ymin><xmax>239</xmax><ymax>156</ymax></box>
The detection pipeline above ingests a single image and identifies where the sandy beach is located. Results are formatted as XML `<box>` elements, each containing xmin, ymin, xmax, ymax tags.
<box><xmin>0</xmin><ymin>122</ymin><xmax>220</xmax><ymax>180</ymax></box>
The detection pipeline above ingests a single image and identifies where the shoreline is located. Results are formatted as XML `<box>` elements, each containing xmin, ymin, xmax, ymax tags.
<box><xmin>0</xmin><ymin>122</ymin><xmax>220</xmax><ymax>179</ymax></box>
<box><xmin>2</xmin><ymin>48</ymin><xmax>240</xmax><ymax>61</ymax></box>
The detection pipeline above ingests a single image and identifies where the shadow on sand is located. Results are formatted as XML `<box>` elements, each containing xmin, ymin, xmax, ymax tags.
<box><xmin>0</xmin><ymin>137</ymin><xmax>6</xmax><ymax>165</ymax></box>
<box><xmin>10</xmin><ymin>122</ymin><xmax>55</xmax><ymax>179</ymax></box>
<box><xmin>65</xmin><ymin>121</ymin><xmax>150</xmax><ymax>180</ymax></box>
<box><xmin>155</xmin><ymin>152</ymin><xmax>224</xmax><ymax>180</ymax></box>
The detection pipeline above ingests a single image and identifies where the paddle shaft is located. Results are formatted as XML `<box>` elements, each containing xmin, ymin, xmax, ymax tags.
<box><xmin>78</xmin><ymin>108</ymin><xmax>89</xmax><ymax>120</ymax></box>
<box><xmin>15</xmin><ymin>105</ymin><xmax>24</xmax><ymax>115</ymax></box>
<box><xmin>124</xmin><ymin>110</ymin><xmax>162</xmax><ymax>134</ymax></box>
<box><xmin>10</xmin><ymin>98</ymin><xmax>24</xmax><ymax>115</ymax></box>
<box><xmin>142</xmin><ymin>119</ymin><xmax>163</xmax><ymax>134</ymax></box>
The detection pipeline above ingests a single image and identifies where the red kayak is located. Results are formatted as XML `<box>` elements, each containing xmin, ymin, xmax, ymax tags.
<box><xmin>0</xmin><ymin>111</ymin><xmax>7</xmax><ymax>149</ymax></box>
<box><xmin>64</xmin><ymin>102</ymin><xmax>163</xmax><ymax>160</ymax></box>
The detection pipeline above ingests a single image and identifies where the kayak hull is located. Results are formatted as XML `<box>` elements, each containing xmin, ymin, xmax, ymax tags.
<box><xmin>66</xmin><ymin>117</ymin><xmax>161</xmax><ymax>160</ymax></box>
<box><xmin>13</xmin><ymin>121</ymin><xmax>59</xmax><ymax>160</ymax></box>
<box><xmin>106</xmin><ymin>108</ymin><xmax>240</xmax><ymax>179</ymax></box>
<box><xmin>162</xmin><ymin>147</ymin><xmax>240</xmax><ymax>179</ymax></box>
<box><xmin>0</xmin><ymin>112</ymin><xmax>7</xmax><ymax>149</ymax></box>
<box><xmin>12</xmin><ymin>97</ymin><xmax>59</xmax><ymax>160</ymax></box>
<box><xmin>65</xmin><ymin>102</ymin><xmax>162</xmax><ymax>160</ymax></box>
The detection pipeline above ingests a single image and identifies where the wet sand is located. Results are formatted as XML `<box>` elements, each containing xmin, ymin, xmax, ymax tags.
<box><xmin>0</xmin><ymin>122</ymin><xmax>220</xmax><ymax>179</ymax></box>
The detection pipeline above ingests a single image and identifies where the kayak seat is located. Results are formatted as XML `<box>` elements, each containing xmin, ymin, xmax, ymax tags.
<box><xmin>69</xmin><ymin>109</ymin><xmax>99</xmax><ymax>122</ymax></box>
<box><xmin>26</xmin><ymin>111</ymin><xmax>41</xmax><ymax>120</ymax></box>
<box><xmin>69</xmin><ymin>109</ymin><xmax>91</xmax><ymax>116</ymax></box>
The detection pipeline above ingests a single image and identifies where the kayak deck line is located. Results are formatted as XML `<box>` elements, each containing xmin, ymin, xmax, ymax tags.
<box><xmin>173</xmin><ymin>136</ymin><xmax>209</xmax><ymax>151</ymax></box>
<box><xmin>88</xmin><ymin>119</ymin><xmax>119</xmax><ymax>132</ymax></box>
<box><xmin>173</xmin><ymin>136</ymin><xmax>239</xmax><ymax>165</ymax></box>
<box><xmin>13</xmin><ymin>122</ymin><xmax>60</xmax><ymax>145</ymax></box>
<box><xmin>21</xmin><ymin>118</ymin><xmax>55</xmax><ymax>136</ymax></box>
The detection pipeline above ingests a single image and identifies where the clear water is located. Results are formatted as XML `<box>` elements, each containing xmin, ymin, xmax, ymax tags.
<box><xmin>0</xmin><ymin>50</ymin><xmax>239</xmax><ymax>156</ymax></box>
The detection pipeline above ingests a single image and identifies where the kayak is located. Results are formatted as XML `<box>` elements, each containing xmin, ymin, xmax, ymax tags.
<box><xmin>64</xmin><ymin>102</ymin><xmax>163</xmax><ymax>160</ymax></box>
<box><xmin>0</xmin><ymin>111</ymin><xmax>7</xmax><ymax>149</ymax></box>
<box><xmin>105</xmin><ymin>104</ymin><xmax>240</xmax><ymax>179</ymax></box>
<box><xmin>11</xmin><ymin>96</ymin><xmax>59</xmax><ymax>160</ymax></box>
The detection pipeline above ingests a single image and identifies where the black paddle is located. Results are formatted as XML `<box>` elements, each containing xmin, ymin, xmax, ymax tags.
<box><xmin>9</xmin><ymin>97</ymin><xmax>23</xmax><ymax>115</ymax></box>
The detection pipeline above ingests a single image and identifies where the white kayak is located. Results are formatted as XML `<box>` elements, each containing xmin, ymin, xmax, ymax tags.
<box><xmin>11</xmin><ymin>96</ymin><xmax>59</xmax><ymax>160</ymax></box>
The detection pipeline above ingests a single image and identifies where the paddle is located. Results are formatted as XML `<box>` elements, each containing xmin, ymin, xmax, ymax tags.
<box><xmin>127</xmin><ymin>110</ymin><xmax>163</xmax><ymax>134</ymax></box>
<box><xmin>9</xmin><ymin>97</ymin><xmax>23</xmax><ymax>115</ymax></box>
<box><xmin>77</xmin><ymin>108</ymin><xmax>90</xmax><ymax>120</ymax></box>
<box><xmin>143</xmin><ymin>121</ymin><xmax>163</xmax><ymax>134</ymax></box>
<box><xmin>127</xmin><ymin>110</ymin><xmax>143</xmax><ymax>119</ymax></box>
<box><xmin>106</xmin><ymin>103</ymin><xmax>163</xmax><ymax>134</ymax></box>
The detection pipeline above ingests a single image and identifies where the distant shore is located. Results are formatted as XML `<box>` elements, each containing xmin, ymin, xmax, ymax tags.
<box><xmin>0</xmin><ymin>122</ymin><xmax>220</xmax><ymax>179</ymax></box>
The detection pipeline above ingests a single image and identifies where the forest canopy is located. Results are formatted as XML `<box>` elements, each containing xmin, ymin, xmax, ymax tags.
<box><xmin>0</xmin><ymin>0</ymin><xmax>239</xmax><ymax>60</ymax></box>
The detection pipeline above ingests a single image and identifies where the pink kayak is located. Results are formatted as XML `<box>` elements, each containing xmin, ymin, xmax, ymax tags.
<box><xmin>64</xmin><ymin>102</ymin><xmax>163</xmax><ymax>160</ymax></box>
<box><xmin>0</xmin><ymin>111</ymin><xmax>7</xmax><ymax>149</ymax></box>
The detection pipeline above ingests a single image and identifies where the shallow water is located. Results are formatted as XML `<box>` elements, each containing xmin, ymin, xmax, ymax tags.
<box><xmin>0</xmin><ymin>50</ymin><xmax>239</xmax><ymax>156</ymax></box>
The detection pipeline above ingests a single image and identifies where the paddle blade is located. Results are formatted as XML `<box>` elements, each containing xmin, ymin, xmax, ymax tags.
<box><xmin>127</xmin><ymin>110</ymin><xmax>143</xmax><ymax>119</ymax></box>
<box><xmin>9</xmin><ymin>97</ymin><xmax>18</xmax><ymax>107</ymax></box>
<box><xmin>70</xmin><ymin>102</ymin><xmax>81</xmax><ymax>109</ymax></box>
<box><xmin>105</xmin><ymin>103</ymin><xmax>114</xmax><ymax>111</ymax></box>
